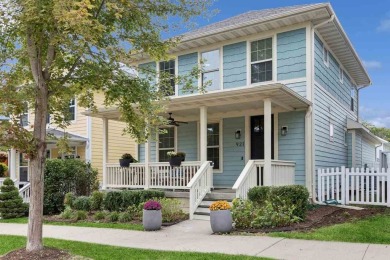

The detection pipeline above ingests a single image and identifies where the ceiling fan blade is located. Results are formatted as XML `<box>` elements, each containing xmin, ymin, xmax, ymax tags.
<box><xmin>175</xmin><ymin>121</ymin><xmax>188</xmax><ymax>124</ymax></box>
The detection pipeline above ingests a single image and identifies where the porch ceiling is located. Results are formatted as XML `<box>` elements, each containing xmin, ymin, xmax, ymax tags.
<box><xmin>83</xmin><ymin>83</ymin><xmax>311</xmax><ymax>122</ymax></box>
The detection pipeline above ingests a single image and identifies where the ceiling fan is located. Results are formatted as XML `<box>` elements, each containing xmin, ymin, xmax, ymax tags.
<box><xmin>166</xmin><ymin>112</ymin><xmax>188</xmax><ymax>126</ymax></box>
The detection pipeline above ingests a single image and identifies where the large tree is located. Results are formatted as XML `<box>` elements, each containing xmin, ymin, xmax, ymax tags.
<box><xmin>0</xmin><ymin>0</ymin><xmax>212</xmax><ymax>251</ymax></box>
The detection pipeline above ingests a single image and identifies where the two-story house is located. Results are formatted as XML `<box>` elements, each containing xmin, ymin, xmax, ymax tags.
<box><xmin>84</xmin><ymin>3</ymin><xmax>381</xmax><ymax>217</ymax></box>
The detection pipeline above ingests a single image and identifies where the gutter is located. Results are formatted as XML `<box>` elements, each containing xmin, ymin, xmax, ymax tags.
<box><xmin>310</xmin><ymin>14</ymin><xmax>335</xmax><ymax>204</ymax></box>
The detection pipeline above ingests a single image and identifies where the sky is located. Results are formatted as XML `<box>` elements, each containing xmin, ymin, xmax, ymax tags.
<box><xmin>178</xmin><ymin>0</ymin><xmax>390</xmax><ymax>127</ymax></box>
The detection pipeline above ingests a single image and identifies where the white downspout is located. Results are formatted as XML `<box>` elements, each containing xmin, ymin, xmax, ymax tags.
<box><xmin>311</xmin><ymin>14</ymin><xmax>335</xmax><ymax>204</ymax></box>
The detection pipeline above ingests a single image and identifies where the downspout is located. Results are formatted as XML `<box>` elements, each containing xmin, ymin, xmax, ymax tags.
<box><xmin>310</xmin><ymin>14</ymin><xmax>335</xmax><ymax>204</ymax></box>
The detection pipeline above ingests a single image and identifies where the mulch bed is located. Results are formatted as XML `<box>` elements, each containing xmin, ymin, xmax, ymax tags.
<box><xmin>233</xmin><ymin>205</ymin><xmax>390</xmax><ymax>233</ymax></box>
<box><xmin>1</xmin><ymin>247</ymin><xmax>73</xmax><ymax>260</ymax></box>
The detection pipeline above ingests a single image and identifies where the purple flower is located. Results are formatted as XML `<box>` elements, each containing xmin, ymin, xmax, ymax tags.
<box><xmin>144</xmin><ymin>200</ymin><xmax>162</xmax><ymax>210</ymax></box>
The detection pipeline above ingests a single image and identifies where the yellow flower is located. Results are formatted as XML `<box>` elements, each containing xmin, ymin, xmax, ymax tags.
<box><xmin>209</xmin><ymin>200</ymin><xmax>231</xmax><ymax>211</ymax></box>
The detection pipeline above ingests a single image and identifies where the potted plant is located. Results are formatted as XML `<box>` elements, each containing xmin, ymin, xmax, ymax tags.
<box><xmin>143</xmin><ymin>200</ymin><xmax>162</xmax><ymax>231</ymax></box>
<box><xmin>119</xmin><ymin>153</ymin><xmax>134</xmax><ymax>167</ymax></box>
<box><xmin>0</xmin><ymin>163</ymin><xmax>8</xmax><ymax>178</ymax></box>
<box><xmin>209</xmin><ymin>200</ymin><xmax>232</xmax><ymax>233</ymax></box>
<box><xmin>167</xmin><ymin>151</ymin><xmax>186</xmax><ymax>167</ymax></box>
<box><xmin>0</xmin><ymin>154</ymin><xmax>7</xmax><ymax>163</ymax></box>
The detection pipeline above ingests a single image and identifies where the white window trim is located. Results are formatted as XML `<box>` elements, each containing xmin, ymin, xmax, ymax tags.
<box><xmin>156</xmin><ymin>127</ymin><xmax>177</xmax><ymax>162</ymax></box>
<box><xmin>204</xmin><ymin>120</ymin><xmax>223</xmax><ymax>173</ymax></box>
<box><xmin>323</xmin><ymin>45</ymin><xmax>329</xmax><ymax>67</ymax></box>
<box><xmin>69</xmin><ymin>98</ymin><xmax>77</xmax><ymax>123</ymax></box>
<box><xmin>339</xmin><ymin>66</ymin><xmax>344</xmax><ymax>84</ymax></box>
<box><xmin>200</xmin><ymin>48</ymin><xmax>223</xmax><ymax>92</ymax></box>
<box><xmin>20</xmin><ymin>102</ymin><xmax>29</xmax><ymax>128</ymax></box>
<box><xmin>249</xmin><ymin>36</ymin><xmax>274</xmax><ymax>85</ymax></box>
<box><xmin>158</xmin><ymin>60</ymin><xmax>176</xmax><ymax>97</ymax></box>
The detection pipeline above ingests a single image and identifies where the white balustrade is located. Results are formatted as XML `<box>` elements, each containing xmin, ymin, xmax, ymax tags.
<box><xmin>19</xmin><ymin>183</ymin><xmax>31</xmax><ymax>203</ymax></box>
<box><xmin>187</xmin><ymin>161</ymin><xmax>213</xmax><ymax>219</ymax></box>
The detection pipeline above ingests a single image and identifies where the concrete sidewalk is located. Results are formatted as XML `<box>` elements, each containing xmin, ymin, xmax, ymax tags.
<box><xmin>0</xmin><ymin>220</ymin><xmax>389</xmax><ymax>260</ymax></box>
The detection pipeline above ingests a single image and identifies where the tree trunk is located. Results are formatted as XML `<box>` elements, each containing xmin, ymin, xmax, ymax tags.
<box><xmin>26</xmin><ymin>29</ymin><xmax>49</xmax><ymax>252</ymax></box>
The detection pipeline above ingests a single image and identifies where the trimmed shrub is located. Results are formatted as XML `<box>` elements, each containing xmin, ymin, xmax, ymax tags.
<box><xmin>158</xmin><ymin>198</ymin><xmax>186</xmax><ymax>223</ymax></box>
<box><xmin>44</xmin><ymin>159</ymin><xmax>98</xmax><ymax>215</ymax></box>
<box><xmin>61</xmin><ymin>206</ymin><xmax>74</xmax><ymax>219</ymax></box>
<box><xmin>64</xmin><ymin>192</ymin><xmax>76</xmax><ymax>208</ymax></box>
<box><xmin>75</xmin><ymin>210</ymin><xmax>87</xmax><ymax>220</ymax></box>
<box><xmin>107</xmin><ymin>211</ymin><xmax>119</xmax><ymax>222</ymax></box>
<box><xmin>72</xmin><ymin>196</ymin><xmax>91</xmax><ymax>211</ymax></box>
<box><xmin>0</xmin><ymin>163</ymin><xmax>8</xmax><ymax>177</ymax></box>
<box><xmin>90</xmin><ymin>191</ymin><xmax>104</xmax><ymax>211</ymax></box>
<box><xmin>127</xmin><ymin>205</ymin><xmax>142</xmax><ymax>220</ymax></box>
<box><xmin>0</xmin><ymin>178</ymin><xmax>26</xmax><ymax>219</ymax></box>
<box><xmin>94</xmin><ymin>211</ymin><xmax>106</xmax><ymax>221</ymax></box>
<box><xmin>118</xmin><ymin>212</ymin><xmax>133</xmax><ymax>223</ymax></box>
<box><xmin>103</xmin><ymin>190</ymin><xmax>165</xmax><ymax>212</ymax></box>
<box><xmin>248</xmin><ymin>185</ymin><xmax>309</xmax><ymax>219</ymax></box>
<box><xmin>231</xmin><ymin>198</ymin><xmax>256</xmax><ymax>229</ymax></box>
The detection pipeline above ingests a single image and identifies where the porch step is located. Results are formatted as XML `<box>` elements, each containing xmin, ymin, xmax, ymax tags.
<box><xmin>192</xmin><ymin>213</ymin><xmax>210</xmax><ymax>221</ymax></box>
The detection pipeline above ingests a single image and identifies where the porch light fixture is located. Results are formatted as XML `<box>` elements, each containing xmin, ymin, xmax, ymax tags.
<box><xmin>281</xmin><ymin>126</ymin><xmax>288</xmax><ymax>136</ymax></box>
<box><xmin>235</xmin><ymin>130</ymin><xmax>241</xmax><ymax>139</ymax></box>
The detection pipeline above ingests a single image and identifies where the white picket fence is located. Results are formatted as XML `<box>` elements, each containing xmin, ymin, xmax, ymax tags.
<box><xmin>318</xmin><ymin>167</ymin><xmax>390</xmax><ymax>207</ymax></box>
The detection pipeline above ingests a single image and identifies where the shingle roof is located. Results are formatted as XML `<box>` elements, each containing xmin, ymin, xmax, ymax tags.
<box><xmin>182</xmin><ymin>3</ymin><xmax>327</xmax><ymax>41</ymax></box>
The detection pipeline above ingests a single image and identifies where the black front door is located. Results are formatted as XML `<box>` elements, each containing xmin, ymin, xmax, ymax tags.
<box><xmin>250</xmin><ymin>115</ymin><xmax>274</xmax><ymax>159</ymax></box>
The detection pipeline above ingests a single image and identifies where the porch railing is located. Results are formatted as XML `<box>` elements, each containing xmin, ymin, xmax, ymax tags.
<box><xmin>106</xmin><ymin>161</ymin><xmax>202</xmax><ymax>189</ymax></box>
<box><xmin>19</xmin><ymin>183</ymin><xmax>31</xmax><ymax>203</ymax></box>
<box><xmin>187</xmin><ymin>161</ymin><xmax>213</xmax><ymax>219</ymax></box>
<box><xmin>233</xmin><ymin>160</ymin><xmax>295</xmax><ymax>199</ymax></box>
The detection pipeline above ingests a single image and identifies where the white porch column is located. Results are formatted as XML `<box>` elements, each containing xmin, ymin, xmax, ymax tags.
<box><xmin>200</xmin><ymin>106</ymin><xmax>208</xmax><ymax>162</ymax></box>
<box><xmin>264</xmin><ymin>98</ymin><xmax>272</xmax><ymax>186</ymax></box>
<box><xmin>102</xmin><ymin>118</ymin><xmax>108</xmax><ymax>189</ymax></box>
<box><xmin>144</xmin><ymin>137</ymin><xmax>151</xmax><ymax>190</ymax></box>
<box><xmin>9</xmin><ymin>148</ymin><xmax>17</xmax><ymax>181</ymax></box>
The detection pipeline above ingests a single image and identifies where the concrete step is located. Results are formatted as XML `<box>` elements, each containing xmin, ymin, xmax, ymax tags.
<box><xmin>204</xmin><ymin>193</ymin><xmax>235</xmax><ymax>201</ymax></box>
<box><xmin>193</xmin><ymin>213</ymin><xmax>210</xmax><ymax>221</ymax></box>
<box><xmin>195</xmin><ymin>207</ymin><xmax>210</xmax><ymax>214</ymax></box>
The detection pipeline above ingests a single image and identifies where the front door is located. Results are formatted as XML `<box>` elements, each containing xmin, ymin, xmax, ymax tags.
<box><xmin>250</xmin><ymin>115</ymin><xmax>274</xmax><ymax>159</ymax></box>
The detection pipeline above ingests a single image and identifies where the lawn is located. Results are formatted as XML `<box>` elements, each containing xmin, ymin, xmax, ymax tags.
<box><xmin>270</xmin><ymin>215</ymin><xmax>390</xmax><ymax>244</ymax></box>
<box><xmin>0</xmin><ymin>217</ymin><xmax>144</xmax><ymax>231</ymax></box>
<box><xmin>0</xmin><ymin>235</ymin><xmax>269</xmax><ymax>260</ymax></box>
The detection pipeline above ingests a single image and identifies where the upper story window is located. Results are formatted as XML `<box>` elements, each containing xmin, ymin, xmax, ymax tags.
<box><xmin>323</xmin><ymin>45</ymin><xmax>329</xmax><ymax>67</ymax></box>
<box><xmin>350</xmin><ymin>88</ymin><xmax>355</xmax><ymax>112</ymax></box>
<box><xmin>339</xmin><ymin>66</ymin><xmax>344</xmax><ymax>83</ymax></box>
<box><xmin>158</xmin><ymin>127</ymin><xmax>175</xmax><ymax>162</ymax></box>
<box><xmin>20</xmin><ymin>103</ymin><xmax>28</xmax><ymax>127</ymax></box>
<box><xmin>251</xmin><ymin>38</ymin><xmax>272</xmax><ymax>83</ymax></box>
<box><xmin>207</xmin><ymin>123</ymin><xmax>220</xmax><ymax>170</ymax></box>
<box><xmin>201</xmin><ymin>49</ymin><xmax>220</xmax><ymax>91</ymax></box>
<box><xmin>68</xmin><ymin>99</ymin><xmax>76</xmax><ymax>121</ymax></box>
<box><xmin>159</xmin><ymin>60</ymin><xmax>175</xmax><ymax>96</ymax></box>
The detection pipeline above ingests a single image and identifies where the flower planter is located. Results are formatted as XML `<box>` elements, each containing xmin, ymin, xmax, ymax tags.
<box><xmin>169</xmin><ymin>157</ymin><xmax>184</xmax><ymax>167</ymax></box>
<box><xmin>119</xmin><ymin>158</ymin><xmax>133</xmax><ymax>167</ymax></box>
<box><xmin>210</xmin><ymin>210</ymin><xmax>232</xmax><ymax>233</ymax></box>
<box><xmin>143</xmin><ymin>209</ymin><xmax>162</xmax><ymax>231</ymax></box>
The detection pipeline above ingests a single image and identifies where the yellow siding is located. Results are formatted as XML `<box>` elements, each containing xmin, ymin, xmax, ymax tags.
<box><xmin>50</xmin><ymin>146</ymin><xmax>86</xmax><ymax>160</ymax></box>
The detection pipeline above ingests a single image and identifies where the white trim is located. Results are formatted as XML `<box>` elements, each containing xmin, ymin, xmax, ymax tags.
<box><xmin>339</xmin><ymin>66</ymin><xmax>344</xmax><ymax>84</ymax></box>
<box><xmin>156</xmin><ymin>127</ymin><xmax>177</xmax><ymax>162</ymax></box>
<box><xmin>207</xmin><ymin>120</ymin><xmax>223</xmax><ymax>174</ymax></box>
<box><xmin>306</xmin><ymin>25</ymin><xmax>313</xmax><ymax>102</ymax></box>
<box><xmin>175</xmin><ymin>56</ymin><xmax>179</xmax><ymax>96</ymax></box>
<box><xmin>245</xmin><ymin>115</ymin><xmax>250</xmax><ymax>163</ymax></box>
<box><xmin>249</xmin><ymin>36</ymin><xmax>274</xmax><ymax>84</ymax></box>
<box><xmin>200</xmin><ymin>48</ymin><xmax>222</xmax><ymax>92</ymax></box>
<box><xmin>273</xmin><ymin>34</ymin><xmax>277</xmax><ymax>82</ymax></box>
<box><xmin>69</xmin><ymin>98</ymin><xmax>77</xmax><ymax>123</ymax></box>
<box><xmin>322</xmin><ymin>45</ymin><xmax>329</xmax><ymax>67</ymax></box>
<box><xmin>274</xmin><ymin>112</ymin><xmax>279</xmax><ymax>160</ymax></box>
<box><xmin>246</xmin><ymin>40</ymin><xmax>251</xmax><ymax>86</ymax></box>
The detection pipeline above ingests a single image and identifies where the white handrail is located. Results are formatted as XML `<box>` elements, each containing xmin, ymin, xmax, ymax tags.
<box><xmin>19</xmin><ymin>183</ymin><xmax>31</xmax><ymax>203</ymax></box>
<box><xmin>187</xmin><ymin>161</ymin><xmax>213</xmax><ymax>219</ymax></box>
<box><xmin>232</xmin><ymin>160</ymin><xmax>261</xmax><ymax>199</ymax></box>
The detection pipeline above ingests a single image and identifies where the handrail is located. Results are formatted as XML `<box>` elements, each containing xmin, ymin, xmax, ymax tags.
<box><xmin>187</xmin><ymin>161</ymin><xmax>213</xmax><ymax>219</ymax></box>
<box><xmin>19</xmin><ymin>183</ymin><xmax>31</xmax><ymax>203</ymax></box>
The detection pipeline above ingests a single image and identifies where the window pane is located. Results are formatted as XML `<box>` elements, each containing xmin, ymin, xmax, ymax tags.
<box><xmin>159</xmin><ymin>60</ymin><xmax>175</xmax><ymax>96</ymax></box>
<box><xmin>202</xmin><ymin>50</ymin><xmax>219</xmax><ymax>71</ymax></box>
<box><xmin>159</xmin><ymin>149</ymin><xmax>174</xmax><ymax>162</ymax></box>
<box><xmin>251</xmin><ymin>38</ymin><xmax>272</xmax><ymax>62</ymax></box>
<box><xmin>207</xmin><ymin>123</ymin><xmax>219</xmax><ymax>146</ymax></box>
<box><xmin>202</xmin><ymin>71</ymin><xmax>220</xmax><ymax>91</ymax></box>
<box><xmin>207</xmin><ymin>147</ymin><xmax>219</xmax><ymax>170</ymax></box>
<box><xmin>251</xmin><ymin>61</ymin><xmax>272</xmax><ymax>83</ymax></box>
<box><xmin>159</xmin><ymin>128</ymin><xmax>174</xmax><ymax>149</ymax></box>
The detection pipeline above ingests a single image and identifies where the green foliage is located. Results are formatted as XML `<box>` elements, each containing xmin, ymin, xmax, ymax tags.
<box><xmin>90</xmin><ymin>191</ymin><xmax>104</xmax><ymax>211</ymax></box>
<box><xmin>0</xmin><ymin>163</ymin><xmax>8</xmax><ymax>177</ymax></box>
<box><xmin>248</xmin><ymin>185</ymin><xmax>309</xmax><ymax>219</ymax></box>
<box><xmin>107</xmin><ymin>212</ymin><xmax>119</xmax><ymax>222</ymax></box>
<box><xmin>118</xmin><ymin>212</ymin><xmax>133</xmax><ymax>223</ymax></box>
<box><xmin>0</xmin><ymin>178</ymin><xmax>26</xmax><ymax>219</ymax></box>
<box><xmin>72</xmin><ymin>196</ymin><xmax>91</xmax><ymax>212</ymax></box>
<box><xmin>60</xmin><ymin>206</ymin><xmax>74</xmax><ymax>220</ymax></box>
<box><xmin>44</xmin><ymin>159</ymin><xmax>98</xmax><ymax>215</ymax></box>
<box><xmin>157</xmin><ymin>198</ymin><xmax>186</xmax><ymax>222</ymax></box>
<box><xmin>363</xmin><ymin>122</ymin><xmax>390</xmax><ymax>142</ymax></box>
<box><xmin>64</xmin><ymin>192</ymin><xmax>76</xmax><ymax>208</ymax></box>
<box><xmin>127</xmin><ymin>205</ymin><xmax>142</xmax><ymax>220</ymax></box>
<box><xmin>231</xmin><ymin>199</ymin><xmax>256</xmax><ymax>229</ymax></box>
<box><xmin>103</xmin><ymin>190</ymin><xmax>165</xmax><ymax>212</ymax></box>
<box><xmin>75</xmin><ymin>210</ymin><xmax>88</xmax><ymax>221</ymax></box>
<box><xmin>93</xmin><ymin>211</ymin><xmax>106</xmax><ymax>221</ymax></box>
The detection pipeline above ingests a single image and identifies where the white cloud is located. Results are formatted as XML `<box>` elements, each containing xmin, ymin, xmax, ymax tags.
<box><xmin>362</xmin><ymin>60</ymin><xmax>382</xmax><ymax>69</ymax></box>
<box><xmin>360</xmin><ymin>106</ymin><xmax>390</xmax><ymax>128</ymax></box>
<box><xmin>377</xmin><ymin>19</ymin><xmax>390</xmax><ymax>32</ymax></box>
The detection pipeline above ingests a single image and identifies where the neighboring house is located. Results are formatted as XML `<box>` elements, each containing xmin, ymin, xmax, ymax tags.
<box><xmin>375</xmin><ymin>137</ymin><xmax>390</xmax><ymax>169</ymax></box>
<box><xmin>64</xmin><ymin>4</ymin><xmax>380</xmax><ymax>202</ymax></box>
<box><xmin>4</xmin><ymin>93</ymin><xmax>137</xmax><ymax>186</ymax></box>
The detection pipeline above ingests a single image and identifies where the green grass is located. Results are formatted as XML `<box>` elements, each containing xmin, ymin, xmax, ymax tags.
<box><xmin>0</xmin><ymin>235</ymin><xmax>270</xmax><ymax>260</ymax></box>
<box><xmin>0</xmin><ymin>217</ymin><xmax>144</xmax><ymax>231</ymax></box>
<box><xmin>270</xmin><ymin>215</ymin><xmax>390</xmax><ymax>244</ymax></box>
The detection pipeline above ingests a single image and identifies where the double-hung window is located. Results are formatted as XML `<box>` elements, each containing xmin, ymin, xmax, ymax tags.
<box><xmin>68</xmin><ymin>99</ymin><xmax>76</xmax><ymax>121</ymax></box>
<box><xmin>323</xmin><ymin>46</ymin><xmax>329</xmax><ymax>67</ymax></box>
<box><xmin>20</xmin><ymin>103</ymin><xmax>28</xmax><ymax>127</ymax></box>
<box><xmin>158</xmin><ymin>127</ymin><xmax>175</xmax><ymax>162</ymax></box>
<box><xmin>207</xmin><ymin>123</ymin><xmax>220</xmax><ymax>170</ymax></box>
<box><xmin>201</xmin><ymin>50</ymin><xmax>220</xmax><ymax>91</ymax></box>
<box><xmin>159</xmin><ymin>60</ymin><xmax>175</xmax><ymax>96</ymax></box>
<box><xmin>350</xmin><ymin>88</ymin><xmax>355</xmax><ymax>112</ymax></box>
<box><xmin>251</xmin><ymin>38</ymin><xmax>273</xmax><ymax>83</ymax></box>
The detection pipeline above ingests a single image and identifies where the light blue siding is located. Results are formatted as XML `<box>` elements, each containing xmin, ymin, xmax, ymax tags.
<box><xmin>138</xmin><ymin>62</ymin><xmax>156</xmax><ymax>83</ymax></box>
<box><xmin>223</xmin><ymin>42</ymin><xmax>247</xmax><ymax>89</ymax></box>
<box><xmin>314</xmin><ymin>34</ymin><xmax>357</xmax><ymax>114</ymax></box>
<box><xmin>277</xmin><ymin>28</ymin><xmax>306</xmax><ymax>81</ymax></box>
<box><xmin>177</xmin><ymin>122</ymin><xmax>198</xmax><ymax>161</ymax></box>
<box><xmin>278</xmin><ymin>111</ymin><xmax>306</xmax><ymax>185</ymax></box>
<box><xmin>355</xmin><ymin>132</ymin><xmax>362</xmax><ymax>167</ymax></box>
<box><xmin>314</xmin><ymin>83</ymin><xmax>354</xmax><ymax>169</ymax></box>
<box><xmin>214</xmin><ymin>117</ymin><xmax>245</xmax><ymax>187</ymax></box>
<box><xmin>178</xmin><ymin>52</ymin><xmax>198</xmax><ymax>96</ymax></box>
<box><xmin>347</xmin><ymin>132</ymin><xmax>353</xmax><ymax>168</ymax></box>
<box><xmin>285</xmin><ymin>81</ymin><xmax>306</xmax><ymax>98</ymax></box>
<box><xmin>361</xmin><ymin>137</ymin><xmax>376</xmax><ymax>168</ymax></box>
<box><xmin>138</xmin><ymin>141</ymin><xmax>157</xmax><ymax>163</ymax></box>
